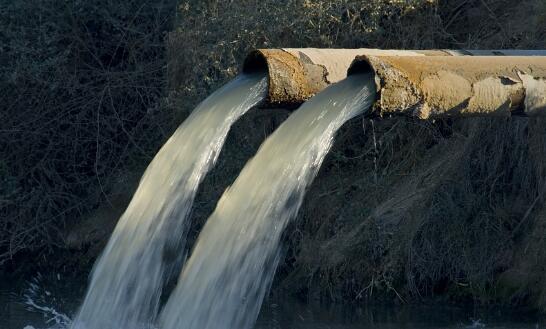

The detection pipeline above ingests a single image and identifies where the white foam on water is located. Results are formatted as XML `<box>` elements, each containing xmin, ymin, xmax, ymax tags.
<box><xmin>159</xmin><ymin>73</ymin><xmax>376</xmax><ymax>329</ymax></box>
<box><xmin>71</xmin><ymin>73</ymin><xmax>267</xmax><ymax>329</ymax></box>
<box><xmin>21</xmin><ymin>276</ymin><xmax>71</xmax><ymax>329</ymax></box>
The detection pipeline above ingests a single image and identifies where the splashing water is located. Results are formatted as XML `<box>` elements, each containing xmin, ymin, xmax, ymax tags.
<box><xmin>159</xmin><ymin>73</ymin><xmax>376</xmax><ymax>329</ymax></box>
<box><xmin>22</xmin><ymin>275</ymin><xmax>71</xmax><ymax>329</ymax></box>
<box><xmin>71</xmin><ymin>73</ymin><xmax>267</xmax><ymax>329</ymax></box>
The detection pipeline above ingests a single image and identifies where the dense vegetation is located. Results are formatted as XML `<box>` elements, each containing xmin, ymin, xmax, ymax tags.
<box><xmin>0</xmin><ymin>0</ymin><xmax>177</xmax><ymax>266</ymax></box>
<box><xmin>169</xmin><ymin>0</ymin><xmax>546</xmax><ymax>310</ymax></box>
<box><xmin>2</xmin><ymin>0</ymin><xmax>546</xmax><ymax>311</ymax></box>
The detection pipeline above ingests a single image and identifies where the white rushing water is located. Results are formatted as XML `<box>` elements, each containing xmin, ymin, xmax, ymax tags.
<box><xmin>159</xmin><ymin>73</ymin><xmax>376</xmax><ymax>329</ymax></box>
<box><xmin>71</xmin><ymin>73</ymin><xmax>267</xmax><ymax>329</ymax></box>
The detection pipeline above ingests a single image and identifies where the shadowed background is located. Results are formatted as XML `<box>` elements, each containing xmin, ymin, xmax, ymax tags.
<box><xmin>1</xmin><ymin>0</ymin><xmax>546</xmax><ymax>311</ymax></box>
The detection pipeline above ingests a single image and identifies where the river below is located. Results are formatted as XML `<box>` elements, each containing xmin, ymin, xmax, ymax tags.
<box><xmin>1</xmin><ymin>276</ymin><xmax>544</xmax><ymax>329</ymax></box>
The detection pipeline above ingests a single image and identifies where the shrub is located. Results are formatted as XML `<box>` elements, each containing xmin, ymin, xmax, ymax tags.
<box><xmin>168</xmin><ymin>0</ymin><xmax>546</xmax><ymax>310</ymax></box>
<box><xmin>0</xmin><ymin>0</ymin><xmax>177</xmax><ymax>265</ymax></box>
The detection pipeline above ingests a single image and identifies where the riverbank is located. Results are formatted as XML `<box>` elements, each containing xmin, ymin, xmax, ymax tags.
<box><xmin>2</xmin><ymin>0</ymin><xmax>546</xmax><ymax>314</ymax></box>
<box><xmin>2</xmin><ymin>274</ymin><xmax>546</xmax><ymax>329</ymax></box>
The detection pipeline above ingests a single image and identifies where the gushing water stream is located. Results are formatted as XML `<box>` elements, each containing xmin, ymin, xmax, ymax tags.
<box><xmin>159</xmin><ymin>73</ymin><xmax>376</xmax><ymax>329</ymax></box>
<box><xmin>71</xmin><ymin>73</ymin><xmax>267</xmax><ymax>329</ymax></box>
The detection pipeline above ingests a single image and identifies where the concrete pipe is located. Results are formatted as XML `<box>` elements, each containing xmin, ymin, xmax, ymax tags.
<box><xmin>242</xmin><ymin>48</ymin><xmax>546</xmax><ymax>107</ymax></box>
<box><xmin>347</xmin><ymin>55</ymin><xmax>546</xmax><ymax>119</ymax></box>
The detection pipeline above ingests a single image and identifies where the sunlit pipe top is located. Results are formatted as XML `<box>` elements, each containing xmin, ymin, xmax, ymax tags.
<box><xmin>348</xmin><ymin>55</ymin><xmax>546</xmax><ymax>118</ymax></box>
<box><xmin>243</xmin><ymin>48</ymin><xmax>546</xmax><ymax>108</ymax></box>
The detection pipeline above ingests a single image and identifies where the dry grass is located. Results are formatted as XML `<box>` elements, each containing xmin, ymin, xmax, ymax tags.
<box><xmin>0</xmin><ymin>0</ymin><xmax>177</xmax><ymax>267</ymax></box>
<box><xmin>167</xmin><ymin>0</ymin><xmax>546</xmax><ymax>310</ymax></box>
<box><xmin>2</xmin><ymin>0</ymin><xmax>546</xmax><ymax>312</ymax></box>
<box><xmin>284</xmin><ymin>118</ymin><xmax>545</xmax><ymax>305</ymax></box>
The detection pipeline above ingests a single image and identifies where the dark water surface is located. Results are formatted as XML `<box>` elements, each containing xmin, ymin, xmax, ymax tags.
<box><xmin>2</xmin><ymin>278</ymin><xmax>544</xmax><ymax>329</ymax></box>
<box><xmin>255</xmin><ymin>300</ymin><xmax>544</xmax><ymax>329</ymax></box>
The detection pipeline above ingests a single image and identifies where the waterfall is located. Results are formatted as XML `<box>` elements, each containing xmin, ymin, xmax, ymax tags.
<box><xmin>159</xmin><ymin>73</ymin><xmax>376</xmax><ymax>329</ymax></box>
<box><xmin>71</xmin><ymin>73</ymin><xmax>267</xmax><ymax>329</ymax></box>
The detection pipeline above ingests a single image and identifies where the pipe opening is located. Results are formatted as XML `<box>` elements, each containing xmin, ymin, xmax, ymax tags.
<box><xmin>242</xmin><ymin>50</ymin><xmax>269</xmax><ymax>74</ymax></box>
<box><xmin>347</xmin><ymin>55</ymin><xmax>546</xmax><ymax>118</ymax></box>
<box><xmin>347</xmin><ymin>58</ymin><xmax>374</xmax><ymax>76</ymax></box>
<box><xmin>347</xmin><ymin>57</ymin><xmax>381</xmax><ymax>117</ymax></box>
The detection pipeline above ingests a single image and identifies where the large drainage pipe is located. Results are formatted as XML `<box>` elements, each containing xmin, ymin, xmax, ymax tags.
<box><xmin>348</xmin><ymin>55</ymin><xmax>546</xmax><ymax>119</ymax></box>
<box><xmin>242</xmin><ymin>48</ymin><xmax>546</xmax><ymax>108</ymax></box>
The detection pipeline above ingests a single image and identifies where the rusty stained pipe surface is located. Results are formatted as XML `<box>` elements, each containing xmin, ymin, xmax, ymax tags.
<box><xmin>242</xmin><ymin>48</ymin><xmax>546</xmax><ymax>107</ymax></box>
<box><xmin>242</xmin><ymin>48</ymin><xmax>449</xmax><ymax>106</ymax></box>
<box><xmin>348</xmin><ymin>55</ymin><xmax>546</xmax><ymax>119</ymax></box>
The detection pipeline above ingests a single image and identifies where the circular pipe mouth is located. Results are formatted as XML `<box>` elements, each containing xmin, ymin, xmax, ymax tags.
<box><xmin>242</xmin><ymin>50</ymin><xmax>269</xmax><ymax>74</ymax></box>
<box><xmin>242</xmin><ymin>49</ymin><xmax>317</xmax><ymax>106</ymax></box>
<box><xmin>347</xmin><ymin>57</ymin><xmax>374</xmax><ymax>76</ymax></box>
<box><xmin>346</xmin><ymin>56</ymin><xmax>381</xmax><ymax>117</ymax></box>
